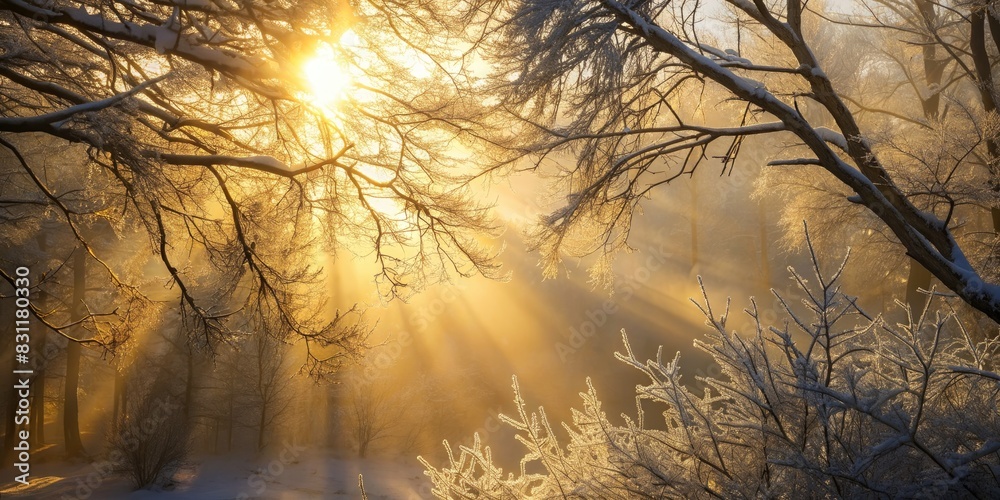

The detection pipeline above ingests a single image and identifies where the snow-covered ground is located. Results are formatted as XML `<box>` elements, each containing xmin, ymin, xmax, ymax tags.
<box><xmin>0</xmin><ymin>450</ymin><xmax>433</xmax><ymax>499</ymax></box>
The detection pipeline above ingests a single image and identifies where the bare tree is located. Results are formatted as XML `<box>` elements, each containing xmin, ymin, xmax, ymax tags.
<box><xmin>0</xmin><ymin>0</ymin><xmax>504</xmax><ymax>375</ymax></box>
<box><xmin>789</xmin><ymin>0</ymin><xmax>1000</xmax><ymax>313</ymax></box>
<box><xmin>110</xmin><ymin>358</ymin><xmax>189</xmax><ymax>490</ymax></box>
<box><xmin>456</xmin><ymin>0</ymin><xmax>1000</xmax><ymax>323</ymax></box>
<box><xmin>64</xmin><ymin>248</ymin><xmax>86</xmax><ymax>457</ymax></box>
<box><xmin>345</xmin><ymin>374</ymin><xmax>396</xmax><ymax>459</ymax></box>
<box><xmin>247</xmin><ymin>332</ymin><xmax>294</xmax><ymax>451</ymax></box>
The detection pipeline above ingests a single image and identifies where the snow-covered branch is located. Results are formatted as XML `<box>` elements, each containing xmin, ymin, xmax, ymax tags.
<box><xmin>0</xmin><ymin>74</ymin><xmax>167</xmax><ymax>132</ymax></box>
<box><xmin>470</xmin><ymin>0</ymin><xmax>1000</xmax><ymax>323</ymax></box>
<box><xmin>2</xmin><ymin>0</ymin><xmax>267</xmax><ymax>79</ymax></box>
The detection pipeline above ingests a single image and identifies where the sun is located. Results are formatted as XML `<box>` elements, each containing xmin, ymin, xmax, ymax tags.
<box><xmin>302</xmin><ymin>43</ymin><xmax>352</xmax><ymax>106</ymax></box>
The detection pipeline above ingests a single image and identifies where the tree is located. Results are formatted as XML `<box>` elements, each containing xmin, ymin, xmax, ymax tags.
<box><xmin>421</xmin><ymin>235</ymin><xmax>1000</xmax><ymax>497</ymax></box>
<box><xmin>344</xmin><ymin>370</ymin><xmax>397</xmax><ymax>459</ymax></box>
<box><xmin>246</xmin><ymin>332</ymin><xmax>294</xmax><ymax>451</ymax></box>
<box><xmin>769</xmin><ymin>0</ymin><xmax>1000</xmax><ymax>314</ymax></box>
<box><xmin>0</xmin><ymin>0</ymin><xmax>503</xmax><ymax>377</ymax></box>
<box><xmin>110</xmin><ymin>354</ymin><xmax>189</xmax><ymax>490</ymax></box>
<box><xmin>457</xmin><ymin>0</ymin><xmax>1000</xmax><ymax>323</ymax></box>
<box><xmin>64</xmin><ymin>247</ymin><xmax>86</xmax><ymax>457</ymax></box>
<box><xmin>888</xmin><ymin>0</ymin><xmax>951</xmax><ymax>314</ymax></box>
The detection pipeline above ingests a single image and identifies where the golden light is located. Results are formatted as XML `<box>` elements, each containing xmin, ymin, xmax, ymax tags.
<box><xmin>302</xmin><ymin>43</ymin><xmax>352</xmax><ymax>107</ymax></box>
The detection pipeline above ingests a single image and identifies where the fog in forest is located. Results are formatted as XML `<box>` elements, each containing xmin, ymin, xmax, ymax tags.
<box><xmin>2</xmin><ymin>0</ymin><xmax>1000</xmax><ymax>498</ymax></box>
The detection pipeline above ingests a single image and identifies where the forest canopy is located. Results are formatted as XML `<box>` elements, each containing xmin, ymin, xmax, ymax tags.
<box><xmin>3</xmin><ymin>0</ymin><xmax>1000</xmax><ymax>496</ymax></box>
<box><xmin>0</xmin><ymin>0</ymin><xmax>503</xmax><ymax>372</ymax></box>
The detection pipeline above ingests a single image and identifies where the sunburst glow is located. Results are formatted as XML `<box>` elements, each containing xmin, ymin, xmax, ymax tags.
<box><xmin>302</xmin><ymin>43</ymin><xmax>352</xmax><ymax>106</ymax></box>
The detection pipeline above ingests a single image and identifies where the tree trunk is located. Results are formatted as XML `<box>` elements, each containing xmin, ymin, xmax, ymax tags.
<box><xmin>31</xmin><ymin>231</ymin><xmax>47</xmax><ymax>447</ymax></box>
<box><xmin>257</xmin><ymin>405</ymin><xmax>267</xmax><ymax>451</ymax></box>
<box><xmin>63</xmin><ymin>249</ymin><xmax>86</xmax><ymax>458</ymax></box>
<box><xmin>112</xmin><ymin>369</ymin><xmax>126</xmax><ymax>432</ymax></box>
<box><xmin>905</xmin><ymin>258</ymin><xmax>933</xmax><ymax>316</ymax></box>
<box><xmin>213</xmin><ymin>417</ymin><xmax>220</xmax><ymax>454</ymax></box>
<box><xmin>968</xmin><ymin>11</ymin><xmax>1000</xmax><ymax>239</ymax></box>
<box><xmin>916</xmin><ymin>0</ymin><xmax>946</xmax><ymax>120</ymax></box>
<box><xmin>184</xmin><ymin>345</ymin><xmax>194</xmax><ymax>421</ymax></box>
<box><xmin>227</xmin><ymin>389</ymin><xmax>234</xmax><ymax>452</ymax></box>
<box><xmin>30</xmin><ymin>302</ymin><xmax>46</xmax><ymax>447</ymax></box>
<box><xmin>255</xmin><ymin>334</ymin><xmax>269</xmax><ymax>451</ymax></box>
<box><xmin>899</xmin><ymin>0</ymin><xmax>943</xmax><ymax>319</ymax></box>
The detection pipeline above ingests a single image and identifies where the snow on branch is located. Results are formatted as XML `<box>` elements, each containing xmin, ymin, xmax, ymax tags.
<box><xmin>155</xmin><ymin>143</ymin><xmax>353</xmax><ymax>177</ymax></box>
<box><xmin>518</xmin><ymin>0</ymin><xmax>1000</xmax><ymax>322</ymax></box>
<box><xmin>0</xmin><ymin>74</ymin><xmax>168</xmax><ymax>132</ymax></box>
<box><xmin>4</xmin><ymin>0</ymin><xmax>266</xmax><ymax>79</ymax></box>
<box><xmin>814</xmin><ymin>126</ymin><xmax>849</xmax><ymax>152</ymax></box>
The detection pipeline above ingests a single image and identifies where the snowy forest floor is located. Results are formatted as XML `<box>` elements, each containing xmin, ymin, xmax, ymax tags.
<box><xmin>0</xmin><ymin>449</ymin><xmax>432</xmax><ymax>499</ymax></box>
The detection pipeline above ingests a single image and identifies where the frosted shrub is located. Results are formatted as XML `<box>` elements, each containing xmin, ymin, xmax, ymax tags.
<box><xmin>109</xmin><ymin>379</ymin><xmax>189</xmax><ymax>489</ymax></box>
<box><xmin>421</xmin><ymin>244</ymin><xmax>1000</xmax><ymax>498</ymax></box>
